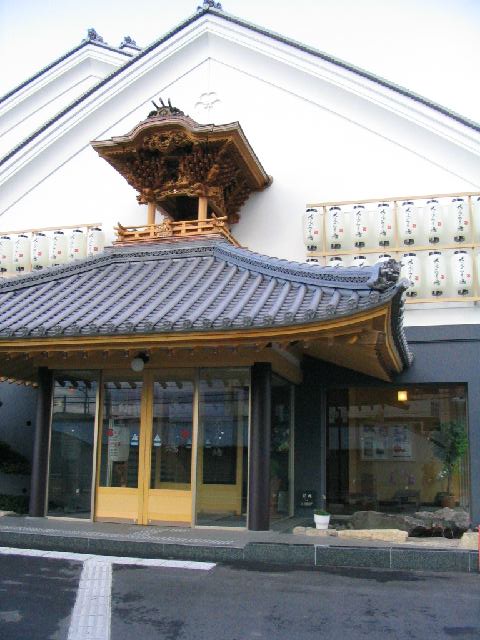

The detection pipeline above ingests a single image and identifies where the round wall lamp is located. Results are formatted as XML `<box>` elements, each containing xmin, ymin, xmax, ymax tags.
<box><xmin>130</xmin><ymin>352</ymin><xmax>150</xmax><ymax>372</ymax></box>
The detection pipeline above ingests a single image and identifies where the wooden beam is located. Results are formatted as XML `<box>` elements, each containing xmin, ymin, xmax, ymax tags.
<box><xmin>147</xmin><ymin>202</ymin><xmax>156</xmax><ymax>225</ymax></box>
<box><xmin>198</xmin><ymin>196</ymin><xmax>208</xmax><ymax>221</ymax></box>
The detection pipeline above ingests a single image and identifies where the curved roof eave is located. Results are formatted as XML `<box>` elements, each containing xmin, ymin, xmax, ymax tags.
<box><xmin>0</xmin><ymin>239</ymin><xmax>412</xmax><ymax>378</ymax></box>
<box><xmin>1</xmin><ymin>6</ymin><xmax>478</xmax><ymax>168</ymax></box>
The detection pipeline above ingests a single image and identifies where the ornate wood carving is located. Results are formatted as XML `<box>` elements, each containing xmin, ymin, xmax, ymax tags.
<box><xmin>92</xmin><ymin>115</ymin><xmax>271</xmax><ymax>224</ymax></box>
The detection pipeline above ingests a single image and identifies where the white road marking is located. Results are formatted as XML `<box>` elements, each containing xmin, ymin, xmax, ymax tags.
<box><xmin>0</xmin><ymin>547</ymin><xmax>216</xmax><ymax>569</ymax></box>
<box><xmin>0</xmin><ymin>546</ymin><xmax>216</xmax><ymax>640</ymax></box>
<box><xmin>67</xmin><ymin>558</ymin><xmax>112</xmax><ymax>640</ymax></box>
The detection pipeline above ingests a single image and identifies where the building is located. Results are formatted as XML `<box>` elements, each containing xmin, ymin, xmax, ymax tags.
<box><xmin>0</xmin><ymin>4</ymin><xmax>479</xmax><ymax>530</ymax></box>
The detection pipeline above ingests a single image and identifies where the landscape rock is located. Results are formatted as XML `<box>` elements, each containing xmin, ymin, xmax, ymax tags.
<box><xmin>412</xmin><ymin>508</ymin><xmax>471</xmax><ymax>538</ymax></box>
<box><xmin>457</xmin><ymin>531</ymin><xmax>478</xmax><ymax>550</ymax></box>
<box><xmin>292</xmin><ymin>526</ymin><xmax>307</xmax><ymax>535</ymax></box>
<box><xmin>350</xmin><ymin>511</ymin><xmax>424</xmax><ymax>534</ymax></box>
<box><xmin>351</xmin><ymin>508</ymin><xmax>471</xmax><ymax>538</ymax></box>
<box><xmin>305</xmin><ymin>527</ymin><xmax>338</xmax><ymax>537</ymax></box>
<box><xmin>338</xmin><ymin>529</ymin><xmax>408</xmax><ymax>543</ymax></box>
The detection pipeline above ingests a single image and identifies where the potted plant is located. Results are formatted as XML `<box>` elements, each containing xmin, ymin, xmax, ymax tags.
<box><xmin>313</xmin><ymin>509</ymin><xmax>331</xmax><ymax>530</ymax></box>
<box><xmin>430</xmin><ymin>421</ymin><xmax>468</xmax><ymax>508</ymax></box>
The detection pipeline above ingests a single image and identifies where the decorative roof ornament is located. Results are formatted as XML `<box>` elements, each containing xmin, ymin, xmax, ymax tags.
<box><xmin>197</xmin><ymin>0</ymin><xmax>223</xmax><ymax>11</ymax></box>
<box><xmin>85</xmin><ymin>28</ymin><xmax>104</xmax><ymax>44</ymax></box>
<box><xmin>148</xmin><ymin>97</ymin><xmax>185</xmax><ymax>119</ymax></box>
<box><xmin>119</xmin><ymin>35</ymin><xmax>141</xmax><ymax>51</ymax></box>
<box><xmin>195</xmin><ymin>91</ymin><xmax>221</xmax><ymax>113</ymax></box>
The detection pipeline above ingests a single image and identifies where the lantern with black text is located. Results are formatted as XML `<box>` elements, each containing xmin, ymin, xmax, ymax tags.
<box><xmin>398</xmin><ymin>201</ymin><xmax>419</xmax><ymax>246</ymax></box>
<box><xmin>327</xmin><ymin>206</ymin><xmax>345</xmax><ymax>250</ymax></box>
<box><xmin>303</xmin><ymin>208</ymin><xmax>322</xmax><ymax>251</ymax></box>
<box><xmin>427</xmin><ymin>251</ymin><xmax>447</xmax><ymax>296</ymax></box>
<box><xmin>32</xmin><ymin>232</ymin><xmax>49</xmax><ymax>269</ymax></box>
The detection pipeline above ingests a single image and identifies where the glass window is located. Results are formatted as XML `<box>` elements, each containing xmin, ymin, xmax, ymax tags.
<box><xmin>48</xmin><ymin>372</ymin><xmax>98</xmax><ymax>518</ymax></box>
<box><xmin>99</xmin><ymin>379</ymin><xmax>143</xmax><ymax>488</ymax></box>
<box><xmin>270</xmin><ymin>375</ymin><xmax>293</xmax><ymax>520</ymax></box>
<box><xmin>326</xmin><ymin>385</ymin><xmax>469</xmax><ymax>516</ymax></box>
<box><xmin>195</xmin><ymin>368</ymin><xmax>250</xmax><ymax>526</ymax></box>
<box><xmin>151</xmin><ymin>377</ymin><xmax>194</xmax><ymax>488</ymax></box>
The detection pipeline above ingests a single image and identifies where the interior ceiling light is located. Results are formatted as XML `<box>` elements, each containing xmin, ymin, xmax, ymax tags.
<box><xmin>131</xmin><ymin>352</ymin><xmax>150</xmax><ymax>372</ymax></box>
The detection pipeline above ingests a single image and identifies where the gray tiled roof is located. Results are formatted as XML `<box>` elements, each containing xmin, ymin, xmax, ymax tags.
<box><xmin>0</xmin><ymin>238</ymin><xmax>411</xmax><ymax>366</ymax></box>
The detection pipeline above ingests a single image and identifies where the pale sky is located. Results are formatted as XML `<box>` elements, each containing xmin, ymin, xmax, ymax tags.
<box><xmin>0</xmin><ymin>0</ymin><xmax>479</xmax><ymax>122</ymax></box>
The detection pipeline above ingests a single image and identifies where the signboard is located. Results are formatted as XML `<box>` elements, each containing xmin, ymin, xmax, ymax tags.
<box><xmin>107</xmin><ymin>422</ymin><xmax>130</xmax><ymax>462</ymax></box>
<box><xmin>360</xmin><ymin>424</ymin><xmax>413</xmax><ymax>461</ymax></box>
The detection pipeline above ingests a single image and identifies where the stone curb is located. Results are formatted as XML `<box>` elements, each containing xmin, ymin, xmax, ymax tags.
<box><xmin>0</xmin><ymin>530</ymin><xmax>477</xmax><ymax>574</ymax></box>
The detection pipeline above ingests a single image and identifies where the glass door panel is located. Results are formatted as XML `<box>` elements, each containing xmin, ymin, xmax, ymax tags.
<box><xmin>48</xmin><ymin>372</ymin><xmax>98</xmax><ymax>518</ymax></box>
<box><xmin>96</xmin><ymin>378</ymin><xmax>143</xmax><ymax>523</ymax></box>
<box><xmin>195</xmin><ymin>368</ymin><xmax>250</xmax><ymax>527</ymax></box>
<box><xmin>145</xmin><ymin>375</ymin><xmax>194</xmax><ymax>525</ymax></box>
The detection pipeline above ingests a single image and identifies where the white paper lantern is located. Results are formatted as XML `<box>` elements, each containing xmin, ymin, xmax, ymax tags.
<box><xmin>375</xmin><ymin>202</ymin><xmax>394</xmax><ymax>247</ymax></box>
<box><xmin>13</xmin><ymin>235</ymin><xmax>31</xmax><ymax>272</ymax></box>
<box><xmin>50</xmin><ymin>231</ymin><xmax>68</xmax><ymax>266</ymax></box>
<box><xmin>452</xmin><ymin>250</ymin><xmax>473</xmax><ymax>296</ymax></box>
<box><xmin>426</xmin><ymin>199</ymin><xmax>446</xmax><ymax>244</ymax></box>
<box><xmin>303</xmin><ymin>208</ymin><xmax>322</xmax><ymax>251</ymax></box>
<box><xmin>450</xmin><ymin>197</ymin><xmax>470</xmax><ymax>243</ymax></box>
<box><xmin>398</xmin><ymin>201</ymin><xmax>419</xmax><ymax>246</ymax></box>
<box><xmin>427</xmin><ymin>251</ymin><xmax>447</xmax><ymax>296</ymax></box>
<box><xmin>352</xmin><ymin>204</ymin><xmax>368</xmax><ymax>249</ymax></box>
<box><xmin>377</xmin><ymin>253</ymin><xmax>392</xmax><ymax>264</ymax></box>
<box><xmin>87</xmin><ymin>227</ymin><xmax>105</xmax><ymax>256</ymax></box>
<box><xmin>69</xmin><ymin>229</ymin><xmax>87</xmax><ymax>260</ymax></box>
<box><xmin>327</xmin><ymin>206</ymin><xmax>345</xmax><ymax>250</ymax></box>
<box><xmin>0</xmin><ymin>236</ymin><xmax>13</xmax><ymax>274</ymax></box>
<box><xmin>328</xmin><ymin>256</ymin><xmax>344</xmax><ymax>267</ymax></box>
<box><xmin>401</xmin><ymin>252</ymin><xmax>422</xmax><ymax>297</ymax></box>
<box><xmin>352</xmin><ymin>254</ymin><xmax>369</xmax><ymax>267</ymax></box>
<box><xmin>32</xmin><ymin>233</ymin><xmax>50</xmax><ymax>269</ymax></box>
<box><xmin>473</xmin><ymin>197</ymin><xmax>480</xmax><ymax>242</ymax></box>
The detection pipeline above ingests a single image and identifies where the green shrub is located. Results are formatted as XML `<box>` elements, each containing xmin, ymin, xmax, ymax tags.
<box><xmin>0</xmin><ymin>440</ymin><xmax>31</xmax><ymax>475</ymax></box>
<box><xmin>0</xmin><ymin>494</ymin><xmax>29</xmax><ymax>513</ymax></box>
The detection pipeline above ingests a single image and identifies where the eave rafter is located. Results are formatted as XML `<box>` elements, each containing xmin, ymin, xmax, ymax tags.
<box><xmin>0</xmin><ymin>304</ymin><xmax>403</xmax><ymax>385</ymax></box>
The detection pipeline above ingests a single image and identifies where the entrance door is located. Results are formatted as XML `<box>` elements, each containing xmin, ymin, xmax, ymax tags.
<box><xmin>94</xmin><ymin>369</ymin><xmax>250</xmax><ymax>526</ymax></box>
<box><xmin>95</xmin><ymin>372</ymin><xmax>195</xmax><ymax>525</ymax></box>
<box><xmin>142</xmin><ymin>373</ymin><xmax>194</xmax><ymax>525</ymax></box>
<box><xmin>95</xmin><ymin>376</ymin><xmax>144</xmax><ymax>522</ymax></box>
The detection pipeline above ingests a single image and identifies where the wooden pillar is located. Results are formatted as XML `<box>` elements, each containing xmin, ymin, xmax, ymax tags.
<box><xmin>198</xmin><ymin>196</ymin><xmax>208</xmax><ymax>222</ymax></box>
<box><xmin>248</xmin><ymin>362</ymin><xmax>272</xmax><ymax>531</ymax></box>
<box><xmin>29</xmin><ymin>367</ymin><xmax>53</xmax><ymax>517</ymax></box>
<box><xmin>147</xmin><ymin>202</ymin><xmax>156</xmax><ymax>225</ymax></box>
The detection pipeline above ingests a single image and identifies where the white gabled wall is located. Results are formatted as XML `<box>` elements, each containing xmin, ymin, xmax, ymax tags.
<box><xmin>0</xmin><ymin>13</ymin><xmax>479</xmax><ymax>330</ymax></box>
<box><xmin>0</xmin><ymin>45</ymin><xmax>130</xmax><ymax>160</ymax></box>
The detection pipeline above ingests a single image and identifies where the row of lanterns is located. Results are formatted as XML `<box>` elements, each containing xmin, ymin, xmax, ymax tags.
<box><xmin>401</xmin><ymin>250</ymin><xmax>475</xmax><ymax>298</ymax></box>
<box><xmin>309</xmin><ymin>250</ymin><xmax>477</xmax><ymax>298</ymax></box>
<box><xmin>304</xmin><ymin>197</ymin><xmax>480</xmax><ymax>252</ymax></box>
<box><xmin>0</xmin><ymin>228</ymin><xmax>105</xmax><ymax>274</ymax></box>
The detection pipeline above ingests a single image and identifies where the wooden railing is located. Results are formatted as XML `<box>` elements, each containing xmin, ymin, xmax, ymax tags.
<box><xmin>114</xmin><ymin>215</ymin><xmax>240</xmax><ymax>247</ymax></box>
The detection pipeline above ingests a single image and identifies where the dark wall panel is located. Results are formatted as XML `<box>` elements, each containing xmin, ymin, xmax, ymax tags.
<box><xmin>296</xmin><ymin>324</ymin><xmax>480</xmax><ymax>525</ymax></box>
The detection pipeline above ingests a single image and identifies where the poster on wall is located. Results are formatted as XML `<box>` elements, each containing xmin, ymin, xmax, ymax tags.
<box><xmin>360</xmin><ymin>424</ymin><xmax>389</xmax><ymax>460</ymax></box>
<box><xmin>391</xmin><ymin>424</ymin><xmax>413</xmax><ymax>459</ymax></box>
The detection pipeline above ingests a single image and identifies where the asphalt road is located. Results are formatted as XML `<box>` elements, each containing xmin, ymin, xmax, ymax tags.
<box><xmin>1</xmin><ymin>552</ymin><xmax>479</xmax><ymax>640</ymax></box>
